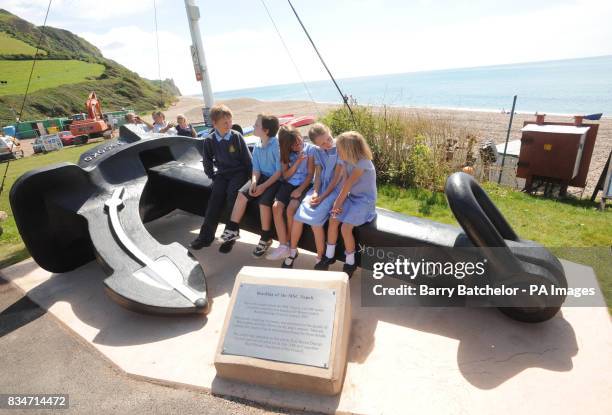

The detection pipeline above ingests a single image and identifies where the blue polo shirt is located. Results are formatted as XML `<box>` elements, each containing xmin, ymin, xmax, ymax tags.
<box><xmin>252</xmin><ymin>136</ymin><xmax>281</xmax><ymax>177</ymax></box>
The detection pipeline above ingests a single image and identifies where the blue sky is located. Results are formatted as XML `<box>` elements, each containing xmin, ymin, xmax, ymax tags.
<box><xmin>3</xmin><ymin>0</ymin><xmax>612</xmax><ymax>95</ymax></box>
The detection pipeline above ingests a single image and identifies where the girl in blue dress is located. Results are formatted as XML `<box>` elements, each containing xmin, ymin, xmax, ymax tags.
<box><xmin>282</xmin><ymin>124</ymin><xmax>344</xmax><ymax>269</ymax></box>
<box><xmin>322</xmin><ymin>131</ymin><xmax>377</xmax><ymax>277</ymax></box>
<box><xmin>266</xmin><ymin>125</ymin><xmax>315</xmax><ymax>260</ymax></box>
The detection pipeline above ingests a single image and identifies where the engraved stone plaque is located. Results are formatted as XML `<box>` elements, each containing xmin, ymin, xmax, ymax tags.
<box><xmin>222</xmin><ymin>283</ymin><xmax>337</xmax><ymax>368</ymax></box>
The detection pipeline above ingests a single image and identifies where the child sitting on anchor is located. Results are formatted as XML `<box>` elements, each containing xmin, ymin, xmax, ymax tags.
<box><xmin>281</xmin><ymin>123</ymin><xmax>344</xmax><ymax>269</ymax></box>
<box><xmin>265</xmin><ymin>125</ymin><xmax>315</xmax><ymax>260</ymax></box>
<box><xmin>216</xmin><ymin>114</ymin><xmax>282</xmax><ymax>256</ymax></box>
<box><xmin>190</xmin><ymin>104</ymin><xmax>252</xmax><ymax>250</ymax></box>
<box><xmin>319</xmin><ymin>131</ymin><xmax>377</xmax><ymax>278</ymax></box>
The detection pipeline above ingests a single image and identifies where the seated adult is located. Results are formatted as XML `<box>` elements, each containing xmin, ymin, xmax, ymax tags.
<box><xmin>152</xmin><ymin>111</ymin><xmax>177</xmax><ymax>134</ymax></box>
<box><xmin>175</xmin><ymin>114</ymin><xmax>197</xmax><ymax>137</ymax></box>
<box><xmin>124</xmin><ymin>112</ymin><xmax>152</xmax><ymax>134</ymax></box>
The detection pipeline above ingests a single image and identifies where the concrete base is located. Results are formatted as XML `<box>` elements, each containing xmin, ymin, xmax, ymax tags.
<box><xmin>1</xmin><ymin>210</ymin><xmax>611</xmax><ymax>414</ymax></box>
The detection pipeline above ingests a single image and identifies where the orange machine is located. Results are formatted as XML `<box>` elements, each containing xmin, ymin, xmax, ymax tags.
<box><xmin>69</xmin><ymin>92</ymin><xmax>110</xmax><ymax>137</ymax></box>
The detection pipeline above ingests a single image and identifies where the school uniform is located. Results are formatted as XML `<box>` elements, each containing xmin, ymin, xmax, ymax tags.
<box><xmin>275</xmin><ymin>143</ymin><xmax>315</xmax><ymax>206</ymax></box>
<box><xmin>294</xmin><ymin>146</ymin><xmax>343</xmax><ymax>226</ymax></box>
<box><xmin>240</xmin><ymin>136</ymin><xmax>282</xmax><ymax>206</ymax></box>
<box><xmin>198</xmin><ymin>129</ymin><xmax>252</xmax><ymax>242</ymax></box>
<box><xmin>336</xmin><ymin>158</ymin><xmax>377</xmax><ymax>226</ymax></box>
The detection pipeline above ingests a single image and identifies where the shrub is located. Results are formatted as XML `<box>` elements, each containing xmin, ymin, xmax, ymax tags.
<box><xmin>320</xmin><ymin>105</ymin><xmax>479</xmax><ymax>193</ymax></box>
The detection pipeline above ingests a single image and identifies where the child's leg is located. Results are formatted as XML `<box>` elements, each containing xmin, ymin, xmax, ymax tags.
<box><xmin>327</xmin><ymin>217</ymin><xmax>340</xmax><ymax>245</ymax></box>
<box><xmin>311</xmin><ymin>225</ymin><xmax>325</xmax><ymax>259</ymax></box>
<box><xmin>286</xmin><ymin>199</ymin><xmax>299</xmax><ymax>237</ymax></box>
<box><xmin>259</xmin><ymin>205</ymin><xmax>273</xmax><ymax>240</ymax></box>
<box><xmin>218</xmin><ymin>176</ymin><xmax>249</xmax><ymax>247</ymax></box>
<box><xmin>199</xmin><ymin>175</ymin><xmax>229</xmax><ymax>241</ymax></box>
<box><xmin>272</xmin><ymin>200</ymin><xmax>288</xmax><ymax>244</ymax></box>
<box><xmin>341</xmin><ymin>222</ymin><xmax>356</xmax><ymax>265</ymax></box>
<box><xmin>324</xmin><ymin>217</ymin><xmax>341</xmax><ymax>259</ymax></box>
<box><xmin>290</xmin><ymin>220</ymin><xmax>304</xmax><ymax>249</ymax></box>
<box><xmin>230</xmin><ymin>192</ymin><xmax>248</xmax><ymax>223</ymax></box>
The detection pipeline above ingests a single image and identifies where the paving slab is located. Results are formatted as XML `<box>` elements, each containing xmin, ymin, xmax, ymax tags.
<box><xmin>1</xmin><ymin>210</ymin><xmax>611</xmax><ymax>415</ymax></box>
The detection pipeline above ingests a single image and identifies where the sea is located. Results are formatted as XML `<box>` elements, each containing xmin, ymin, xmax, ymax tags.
<box><xmin>211</xmin><ymin>55</ymin><xmax>612</xmax><ymax>116</ymax></box>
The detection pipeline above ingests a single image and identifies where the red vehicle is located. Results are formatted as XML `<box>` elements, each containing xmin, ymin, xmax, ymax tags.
<box><xmin>58</xmin><ymin>131</ymin><xmax>88</xmax><ymax>146</ymax></box>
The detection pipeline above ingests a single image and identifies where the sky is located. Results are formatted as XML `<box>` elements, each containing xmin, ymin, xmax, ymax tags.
<box><xmin>3</xmin><ymin>0</ymin><xmax>612</xmax><ymax>95</ymax></box>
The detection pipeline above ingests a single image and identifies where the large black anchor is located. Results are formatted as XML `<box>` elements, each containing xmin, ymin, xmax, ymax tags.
<box><xmin>10</xmin><ymin>126</ymin><xmax>209</xmax><ymax>315</ymax></box>
<box><xmin>10</xmin><ymin>126</ymin><xmax>567</xmax><ymax>321</ymax></box>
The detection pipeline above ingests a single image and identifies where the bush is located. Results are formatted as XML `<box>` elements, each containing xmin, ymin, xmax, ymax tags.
<box><xmin>320</xmin><ymin>105</ymin><xmax>478</xmax><ymax>193</ymax></box>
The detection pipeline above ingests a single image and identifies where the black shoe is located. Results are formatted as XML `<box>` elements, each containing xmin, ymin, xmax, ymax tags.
<box><xmin>281</xmin><ymin>251</ymin><xmax>299</xmax><ymax>269</ymax></box>
<box><xmin>314</xmin><ymin>258</ymin><xmax>330</xmax><ymax>271</ymax></box>
<box><xmin>320</xmin><ymin>256</ymin><xmax>336</xmax><ymax>267</ymax></box>
<box><xmin>190</xmin><ymin>237</ymin><xmax>212</xmax><ymax>250</ymax></box>
<box><xmin>218</xmin><ymin>228</ymin><xmax>240</xmax><ymax>244</ymax></box>
<box><xmin>342</xmin><ymin>263</ymin><xmax>357</xmax><ymax>278</ymax></box>
<box><xmin>252</xmin><ymin>239</ymin><xmax>273</xmax><ymax>258</ymax></box>
<box><xmin>219</xmin><ymin>240</ymin><xmax>236</xmax><ymax>254</ymax></box>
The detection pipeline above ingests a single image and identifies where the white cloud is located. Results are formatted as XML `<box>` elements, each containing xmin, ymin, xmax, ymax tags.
<box><xmin>80</xmin><ymin>26</ymin><xmax>194</xmax><ymax>94</ymax></box>
<box><xmin>2</xmin><ymin>0</ymin><xmax>163</xmax><ymax>22</ymax></box>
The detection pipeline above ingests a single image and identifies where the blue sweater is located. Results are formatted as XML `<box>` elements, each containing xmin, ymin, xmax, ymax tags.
<box><xmin>202</xmin><ymin>130</ymin><xmax>252</xmax><ymax>179</ymax></box>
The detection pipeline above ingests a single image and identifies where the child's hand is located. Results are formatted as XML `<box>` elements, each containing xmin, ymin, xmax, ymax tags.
<box><xmin>290</xmin><ymin>188</ymin><xmax>302</xmax><ymax>199</ymax></box>
<box><xmin>251</xmin><ymin>185</ymin><xmax>264</xmax><ymax>197</ymax></box>
<box><xmin>296</xmin><ymin>152</ymin><xmax>307</xmax><ymax>164</ymax></box>
<box><xmin>248</xmin><ymin>183</ymin><xmax>257</xmax><ymax>196</ymax></box>
<box><xmin>309</xmin><ymin>192</ymin><xmax>320</xmax><ymax>206</ymax></box>
<box><xmin>331</xmin><ymin>200</ymin><xmax>343</xmax><ymax>217</ymax></box>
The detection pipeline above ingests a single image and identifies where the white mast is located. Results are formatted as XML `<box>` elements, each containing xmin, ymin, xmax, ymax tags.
<box><xmin>184</xmin><ymin>0</ymin><xmax>214</xmax><ymax>126</ymax></box>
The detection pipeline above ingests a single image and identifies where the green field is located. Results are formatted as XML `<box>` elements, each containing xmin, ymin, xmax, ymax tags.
<box><xmin>0</xmin><ymin>31</ymin><xmax>43</xmax><ymax>56</ymax></box>
<box><xmin>0</xmin><ymin>148</ymin><xmax>610</xmax><ymax>308</ymax></box>
<box><xmin>0</xmin><ymin>59</ymin><xmax>104</xmax><ymax>96</ymax></box>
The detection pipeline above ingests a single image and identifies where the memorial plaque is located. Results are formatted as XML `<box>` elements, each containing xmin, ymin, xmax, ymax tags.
<box><xmin>215</xmin><ymin>266</ymin><xmax>351</xmax><ymax>395</ymax></box>
<box><xmin>222</xmin><ymin>284</ymin><xmax>336</xmax><ymax>368</ymax></box>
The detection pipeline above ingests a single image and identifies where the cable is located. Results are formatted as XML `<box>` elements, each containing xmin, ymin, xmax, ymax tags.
<box><xmin>259</xmin><ymin>0</ymin><xmax>320</xmax><ymax>117</ymax></box>
<box><xmin>286</xmin><ymin>0</ymin><xmax>356</xmax><ymax>126</ymax></box>
<box><xmin>17</xmin><ymin>0</ymin><xmax>52</xmax><ymax>121</ymax></box>
<box><xmin>153</xmin><ymin>0</ymin><xmax>163</xmax><ymax>107</ymax></box>
<box><xmin>1</xmin><ymin>0</ymin><xmax>53</xmax><ymax>198</ymax></box>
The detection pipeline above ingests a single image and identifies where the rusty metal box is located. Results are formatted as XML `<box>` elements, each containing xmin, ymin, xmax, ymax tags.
<box><xmin>517</xmin><ymin>124</ymin><xmax>590</xmax><ymax>181</ymax></box>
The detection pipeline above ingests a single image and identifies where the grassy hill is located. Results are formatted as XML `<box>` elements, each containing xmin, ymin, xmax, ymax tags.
<box><xmin>0</xmin><ymin>60</ymin><xmax>105</xmax><ymax>95</ymax></box>
<box><xmin>0</xmin><ymin>8</ymin><xmax>180</xmax><ymax>124</ymax></box>
<box><xmin>0</xmin><ymin>31</ymin><xmax>43</xmax><ymax>56</ymax></box>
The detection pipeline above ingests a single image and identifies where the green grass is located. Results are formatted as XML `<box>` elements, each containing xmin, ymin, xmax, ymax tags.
<box><xmin>1</xmin><ymin>149</ymin><xmax>610</xmax><ymax>308</ymax></box>
<box><xmin>378</xmin><ymin>184</ymin><xmax>612</xmax><ymax>308</ymax></box>
<box><xmin>0</xmin><ymin>142</ymin><xmax>101</xmax><ymax>268</ymax></box>
<box><xmin>0</xmin><ymin>59</ymin><xmax>104</xmax><ymax>96</ymax></box>
<box><xmin>0</xmin><ymin>31</ymin><xmax>43</xmax><ymax>56</ymax></box>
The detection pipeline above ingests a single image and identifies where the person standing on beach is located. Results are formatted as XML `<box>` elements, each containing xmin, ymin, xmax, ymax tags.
<box><xmin>216</xmin><ymin>114</ymin><xmax>282</xmax><ymax>256</ymax></box>
<box><xmin>190</xmin><ymin>104</ymin><xmax>252</xmax><ymax>249</ymax></box>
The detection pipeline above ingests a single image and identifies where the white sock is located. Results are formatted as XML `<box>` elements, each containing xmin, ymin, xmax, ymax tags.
<box><xmin>290</xmin><ymin>248</ymin><xmax>297</xmax><ymax>257</ymax></box>
<box><xmin>345</xmin><ymin>251</ymin><xmax>355</xmax><ymax>265</ymax></box>
<box><xmin>326</xmin><ymin>244</ymin><xmax>336</xmax><ymax>258</ymax></box>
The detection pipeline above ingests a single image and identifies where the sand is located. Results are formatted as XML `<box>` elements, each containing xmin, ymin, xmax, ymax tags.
<box><xmin>164</xmin><ymin>96</ymin><xmax>611</xmax><ymax>197</ymax></box>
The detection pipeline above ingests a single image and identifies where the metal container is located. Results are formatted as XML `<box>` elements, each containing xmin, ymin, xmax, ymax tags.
<box><xmin>517</xmin><ymin>124</ymin><xmax>589</xmax><ymax>181</ymax></box>
<box><xmin>516</xmin><ymin>120</ymin><xmax>599</xmax><ymax>193</ymax></box>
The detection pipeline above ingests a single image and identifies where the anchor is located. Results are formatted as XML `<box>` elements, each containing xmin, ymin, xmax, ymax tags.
<box><xmin>10</xmin><ymin>125</ymin><xmax>567</xmax><ymax>321</ymax></box>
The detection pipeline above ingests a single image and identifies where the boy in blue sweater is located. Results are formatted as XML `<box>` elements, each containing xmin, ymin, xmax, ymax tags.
<box><xmin>190</xmin><ymin>104</ymin><xmax>252</xmax><ymax>249</ymax></box>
